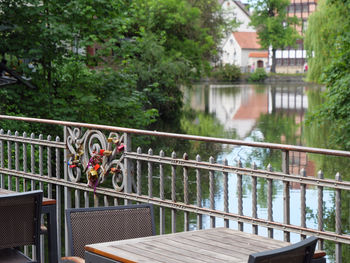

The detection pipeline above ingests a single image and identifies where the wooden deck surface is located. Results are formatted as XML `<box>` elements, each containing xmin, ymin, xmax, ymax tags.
<box><xmin>85</xmin><ymin>228</ymin><xmax>293</xmax><ymax>263</ymax></box>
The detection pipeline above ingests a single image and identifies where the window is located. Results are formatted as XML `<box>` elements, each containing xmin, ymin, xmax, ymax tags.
<box><xmin>302</xmin><ymin>20</ymin><xmax>308</xmax><ymax>32</ymax></box>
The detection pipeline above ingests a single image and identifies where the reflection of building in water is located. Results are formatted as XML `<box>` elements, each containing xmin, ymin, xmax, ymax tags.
<box><xmin>185</xmin><ymin>85</ymin><xmax>316</xmax><ymax>177</ymax></box>
<box><xmin>209</xmin><ymin>85</ymin><xmax>268</xmax><ymax>138</ymax></box>
<box><xmin>289</xmin><ymin>150</ymin><xmax>316</xmax><ymax>189</ymax></box>
<box><xmin>268</xmin><ymin>86</ymin><xmax>308</xmax><ymax>114</ymax></box>
<box><xmin>268</xmin><ymin>86</ymin><xmax>316</xmax><ymax>180</ymax></box>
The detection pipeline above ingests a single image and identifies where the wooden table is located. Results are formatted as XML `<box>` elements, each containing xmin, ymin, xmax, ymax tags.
<box><xmin>0</xmin><ymin>188</ymin><xmax>58</xmax><ymax>263</ymax></box>
<box><xmin>84</xmin><ymin>227</ymin><xmax>302</xmax><ymax>263</ymax></box>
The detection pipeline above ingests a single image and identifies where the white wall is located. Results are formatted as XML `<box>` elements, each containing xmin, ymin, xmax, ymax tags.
<box><xmin>240</xmin><ymin>49</ymin><xmax>251</xmax><ymax>67</ymax></box>
<box><xmin>222</xmin><ymin>34</ymin><xmax>242</xmax><ymax>65</ymax></box>
<box><xmin>222</xmin><ymin>0</ymin><xmax>255</xmax><ymax>32</ymax></box>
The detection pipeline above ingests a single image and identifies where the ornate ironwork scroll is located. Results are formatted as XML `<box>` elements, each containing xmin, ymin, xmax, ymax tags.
<box><xmin>67</xmin><ymin>127</ymin><xmax>126</xmax><ymax>191</ymax></box>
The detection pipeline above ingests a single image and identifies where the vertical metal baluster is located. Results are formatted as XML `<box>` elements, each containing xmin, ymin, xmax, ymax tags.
<box><xmin>237</xmin><ymin>159</ymin><xmax>243</xmax><ymax>231</ymax></box>
<box><xmin>75</xmin><ymin>137</ymin><xmax>81</xmax><ymax>207</ymax></box>
<box><xmin>30</xmin><ymin>132</ymin><xmax>37</xmax><ymax>262</ymax></box>
<box><xmin>31</xmin><ymin>133</ymin><xmax>35</xmax><ymax>191</ymax></box>
<box><xmin>23</xmin><ymin>132</ymin><xmax>28</xmax><ymax>192</ymax></box>
<box><xmin>124</xmin><ymin>132</ymin><xmax>132</xmax><ymax>205</ymax></box>
<box><xmin>64</xmin><ymin>127</ymin><xmax>71</xmax><ymax>256</ymax></box>
<box><xmin>148</xmin><ymin>149</ymin><xmax>153</xmax><ymax>198</ymax></box>
<box><xmin>39</xmin><ymin>134</ymin><xmax>44</xmax><ymax>190</ymax></box>
<box><xmin>39</xmin><ymin>134</ymin><xmax>43</xmax><ymax>190</ymax></box>
<box><xmin>183</xmin><ymin>153</ymin><xmax>189</xmax><ymax>231</ymax></box>
<box><xmin>104</xmin><ymin>196</ymin><xmax>109</xmax><ymax>207</ymax></box>
<box><xmin>252</xmin><ymin>162</ymin><xmax>258</xmax><ymax>234</ymax></box>
<box><xmin>75</xmin><ymin>190</ymin><xmax>81</xmax><ymax>208</ymax></box>
<box><xmin>159</xmin><ymin>150</ymin><xmax>165</xmax><ymax>234</ymax></box>
<box><xmin>171</xmin><ymin>151</ymin><xmax>176</xmax><ymax>233</ymax></box>
<box><xmin>335</xmin><ymin>173</ymin><xmax>342</xmax><ymax>263</ymax></box>
<box><xmin>196</xmin><ymin>154</ymin><xmax>202</xmax><ymax>230</ymax></box>
<box><xmin>38</xmin><ymin>134</ymin><xmax>44</xmax><ymax>263</ymax></box>
<box><xmin>7</xmin><ymin>130</ymin><xmax>12</xmax><ymax>190</ymax></box>
<box><xmin>84</xmin><ymin>192</ymin><xmax>90</xmax><ymax>208</ymax></box>
<box><xmin>55</xmin><ymin>136</ymin><xmax>62</xmax><ymax>258</ymax></box>
<box><xmin>47</xmin><ymin>135</ymin><xmax>52</xmax><ymax>199</ymax></box>
<box><xmin>137</xmin><ymin>147</ymin><xmax>142</xmax><ymax>197</ymax></box>
<box><xmin>0</xmin><ymin>129</ymin><xmax>3</xmax><ymax>189</ymax></box>
<box><xmin>282</xmin><ymin>150</ymin><xmax>290</xmax><ymax>242</ymax></box>
<box><xmin>15</xmin><ymin>131</ymin><xmax>19</xmax><ymax>191</ymax></box>
<box><xmin>23</xmin><ymin>132</ymin><xmax>28</xmax><ymax>257</ymax></box>
<box><xmin>209</xmin><ymin>156</ymin><xmax>215</xmax><ymax>228</ymax></box>
<box><xmin>93</xmin><ymin>193</ymin><xmax>99</xmax><ymax>207</ymax></box>
<box><xmin>267</xmin><ymin>164</ymin><xmax>273</xmax><ymax>238</ymax></box>
<box><xmin>317</xmin><ymin>170</ymin><xmax>324</xmax><ymax>250</ymax></box>
<box><xmin>223</xmin><ymin>159</ymin><xmax>229</xmax><ymax>228</ymax></box>
<box><xmin>300</xmin><ymin>168</ymin><xmax>306</xmax><ymax>240</ymax></box>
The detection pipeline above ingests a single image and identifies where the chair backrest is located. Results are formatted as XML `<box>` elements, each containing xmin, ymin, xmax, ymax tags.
<box><xmin>248</xmin><ymin>236</ymin><xmax>318</xmax><ymax>263</ymax></box>
<box><xmin>0</xmin><ymin>190</ymin><xmax>42</xmax><ymax>255</ymax></box>
<box><xmin>66</xmin><ymin>204</ymin><xmax>155</xmax><ymax>259</ymax></box>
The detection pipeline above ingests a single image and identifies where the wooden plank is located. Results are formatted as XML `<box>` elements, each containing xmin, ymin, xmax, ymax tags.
<box><xmin>85</xmin><ymin>228</ymin><xmax>324</xmax><ymax>263</ymax></box>
<box><xmin>140</xmin><ymin>239</ymin><xmax>230</xmax><ymax>263</ymax></box>
<box><xmin>159</xmin><ymin>238</ymin><xmax>241</xmax><ymax>262</ymax></box>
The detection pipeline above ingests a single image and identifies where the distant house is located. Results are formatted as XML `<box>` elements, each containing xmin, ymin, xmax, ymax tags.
<box><xmin>221</xmin><ymin>32</ymin><xmax>268</xmax><ymax>72</ymax></box>
<box><xmin>219</xmin><ymin>0</ymin><xmax>268</xmax><ymax>71</ymax></box>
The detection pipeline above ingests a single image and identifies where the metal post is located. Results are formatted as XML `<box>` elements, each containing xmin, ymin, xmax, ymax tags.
<box><xmin>282</xmin><ymin>150</ymin><xmax>290</xmax><ymax>242</ymax></box>
<box><xmin>124</xmin><ymin>132</ymin><xmax>132</xmax><ymax>205</ymax></box>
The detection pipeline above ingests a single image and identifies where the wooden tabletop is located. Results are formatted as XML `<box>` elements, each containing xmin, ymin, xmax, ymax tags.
<box><xmin>0</xmin><ymin>188</ymin><xmax>56</xmax><ymax>206</ymax></box>
<box><xmin>85</xmin><ymin>228</ymin><xmax>295</xmax><ymax>263</ymax></box>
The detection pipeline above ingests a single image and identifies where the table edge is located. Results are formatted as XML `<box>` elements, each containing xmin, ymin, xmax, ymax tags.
<box><xmin>85</xmin><ymin>246</ymin><xmax>137</xmax><ymax>263</ymax></box>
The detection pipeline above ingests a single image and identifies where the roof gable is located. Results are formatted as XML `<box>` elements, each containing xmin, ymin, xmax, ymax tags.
<box><xmin>233</xmin><ymin>32</ymin><xmax>261</xmax><ymax>49</ymax></box>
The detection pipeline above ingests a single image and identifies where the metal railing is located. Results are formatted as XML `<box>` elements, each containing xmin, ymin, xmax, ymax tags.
<box><xmin>0</xmin><ymin>115</ymin><xmax>349</xmax><ymax>263</ymax></box>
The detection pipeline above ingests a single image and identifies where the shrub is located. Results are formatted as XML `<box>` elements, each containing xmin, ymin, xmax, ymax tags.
<box><xmin>211</xmin><ymin>64</ymin><xmax>241</xmax><ymax>82</ymax></box>
<box><xmin>248</xmin><ymin>68</ymin><xmax>268</xmax><ymax>82</ymax></box>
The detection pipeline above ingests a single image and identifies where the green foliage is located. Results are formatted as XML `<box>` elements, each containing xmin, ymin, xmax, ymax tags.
<box><xmin>0</xmin><ymin>0</ymin><xmax>234</xmax><ymax>130</ymax></box>
<box><xmin>249</xmin><ymin>0</ymin><xmax>300</xmax><ymax>72</ymax></box>
<box><xmin>128</xmin><ymin>0</ymin><xmax>236</xmax><ymax>77</ymax></box>
<box><xmin>248</xmin><ymin>68</ymin><xmax>268</xmax><ymax>82</ymax></box>
<box><xmin>305</xmin><ymin>0</ymin><xmax>350</xmax><ymax>151</ymax></box>
<box><xmin>305</xmin><ymin>0</ymin><xmax>348</xmax><ymax>83</ymax></box>
<box><xmin>180</xmin><ymin>108</ymin><xmax>235</xmax><ymax>158</ymax></box>
<box><xmin>211</xmin><ymin>64</ymin><xmax>241</xmax><ymax>82</ymax></box>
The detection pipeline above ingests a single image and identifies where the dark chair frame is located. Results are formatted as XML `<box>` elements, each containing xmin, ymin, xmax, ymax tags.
<box><xmin>248</xmin><ymin>236</ymin><xmax>318</xmax><ymax>263</ymax></box>
<box><xmin>0</xmin><ymin>190</ymin><xmax>43</xmax><ymax>263</ymax></box>
<box><xmin>65</xmin><ymin>203</ymin><xmax>155</xmax><ymax>259</ymax></box>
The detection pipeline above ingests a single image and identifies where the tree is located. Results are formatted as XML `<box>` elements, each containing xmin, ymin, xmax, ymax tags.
<box><xmin>249</xmin><ymin>0</ymin><xmax>300</xmax><ymax>73</ymax></box>
<box><xmin>305</xmin><ymin>0</ymin><xmax>350</xmax><ymax>151</ymax></box>
<box><xmin>0</xmin><ymin>0</ymin><xmax>234</xmax><ymax>130</ymax></box>
<box><xmin>304</xmin><ymin>0</ymin><xmax>347</xmax><ymax>83</ymax></box>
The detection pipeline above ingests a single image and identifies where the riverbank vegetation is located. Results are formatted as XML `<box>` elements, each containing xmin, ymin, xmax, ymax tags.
<box><xmin>0</xmin><ymin>0</ymin><xmax>236</xmax><ymax>133</ymax></box>
<box><xmin>305</xmin><ymin>0</ymin><xmax>350</xmax><ymax>150</ymax></box>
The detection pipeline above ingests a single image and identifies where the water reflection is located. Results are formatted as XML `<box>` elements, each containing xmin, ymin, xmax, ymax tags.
<box><xmin>182</xmin><ymin>83</ymin><xmax>349</xmax><ymax>261</ymax></box>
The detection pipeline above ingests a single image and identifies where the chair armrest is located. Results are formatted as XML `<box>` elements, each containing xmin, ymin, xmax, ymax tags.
<box><xmin>60</xmin><ymin>256</ymin><xmax>85</xmax><ymax>263</ymax></box>
<box><xmin>312</xmin><ymin>250</ymin><xmax>326</xmax><ymax>263</ymax></box>
<box><xmin>313</xmin><ymin>251</ymin><xmax>326</xmax><ymax>259</ymax></box>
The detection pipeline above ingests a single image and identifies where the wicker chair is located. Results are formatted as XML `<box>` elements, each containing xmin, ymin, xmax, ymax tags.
<box><xmin>248</xmin><ymin>236</ymin><xmax>318</xmax><ymax>263</ymax></box>
<box><xmin>61</xmin><ymin>204</ymin><xmax>155</xmax><ymax>263</ymax></box>
<box><xmin>0</xmin><ymin>190</ymin><xmax>43</xmax><ymax>263</ymax></box>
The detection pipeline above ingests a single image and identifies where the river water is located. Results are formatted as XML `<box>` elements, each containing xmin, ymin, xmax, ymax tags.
<box><xmin>180</xmin><ymin>83</ymin><xmax>349</xmax><ymax>261</ymax></box>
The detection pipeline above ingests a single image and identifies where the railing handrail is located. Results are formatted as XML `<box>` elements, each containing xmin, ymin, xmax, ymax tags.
<box><xmin>1</xmin><ymin>114</ymin><xmax>350</xmax><ymax>158</ymax></box>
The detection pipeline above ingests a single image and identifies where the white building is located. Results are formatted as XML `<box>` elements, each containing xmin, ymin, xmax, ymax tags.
<box><xmin>219</xmin><ymin>0</ymin><xmax>268</xmax><ymax>71</ymax></box>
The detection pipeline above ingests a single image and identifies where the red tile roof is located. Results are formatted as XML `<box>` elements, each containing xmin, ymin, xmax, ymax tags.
<box><xmin>249</xmin><ymin>52</ymin><xmax>268</xmax><ymax>58</ymax></box>
<box><xmin>233</xmin><ymin>32</ymin><xmax>261</xmax><ymax>49</ymax></box>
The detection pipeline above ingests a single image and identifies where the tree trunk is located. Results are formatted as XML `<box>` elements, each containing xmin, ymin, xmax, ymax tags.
<box><xmin>271</xmin><ymin>48</ymin><xmax>277</xmax><ymax>73</ymax></box>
